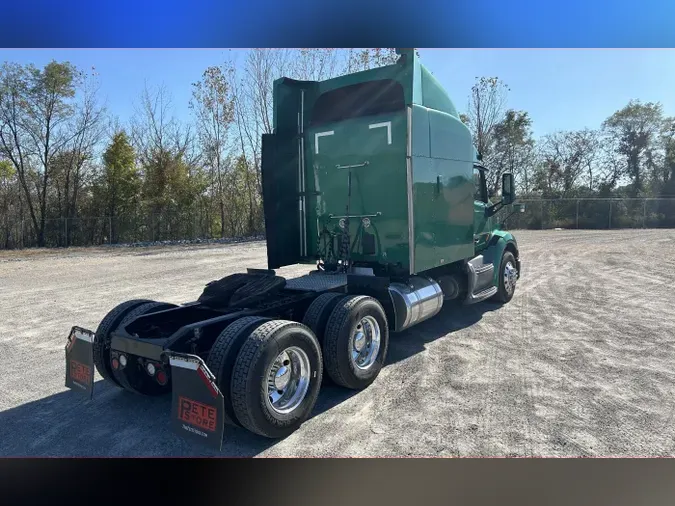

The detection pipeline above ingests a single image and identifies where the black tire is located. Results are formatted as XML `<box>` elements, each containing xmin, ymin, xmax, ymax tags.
<box><xmin>93</xmin><ymin>299</ymin><xmax>152</xmax><ymax>387</ymax></box>
<box><xmin>206</xmin><ymin>316</ymin><xmax>269</xmax><ymax>427</ymax></box>
<box><xmin>229</xmin><ymin>275</ymin><xmax>286</xmax><ymax>308</ymax></box>
<box><xmin>111</xmin><ymin>301</ymin><xmax>176</xmax><ymax>395</ymax></box>
<box><xmin>301</xmin><ymin>292</ymin><xmax>344</xmax><ymax>345</ymax></box>
<box><xmin>492</xmin><ymin>251</ymin><xmax>518</xmax><ymax>303</ymax></box>
<box><xmin>231</xmin><ymin>320</ymin><xmax>323</xmax><ymax>438</ymax></box>
<box><xmin>323</xmin><ymin>295</ymin><xmax>389</xmax><ymax>390</ymax></box>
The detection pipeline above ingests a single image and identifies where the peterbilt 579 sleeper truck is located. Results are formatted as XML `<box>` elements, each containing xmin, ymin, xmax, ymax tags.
<box><xmin>65</xmin><ymin>48</ymin><xmax>522</xmax><ymax>449</ymax></box>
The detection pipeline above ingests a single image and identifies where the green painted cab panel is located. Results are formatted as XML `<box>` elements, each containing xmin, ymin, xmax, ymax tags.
<box><xmin>410</xmin><ymin>105</ymin><xmax>430</xmax><ymax>157</ymax></box>
<box><xmin>410</xmin><ymin>106</ymin><xmax>474</xmax><ymax>273</ymax></box>
<box><xmin>420</xmin><ymin>66</ymin><xmax>459</xmax><ymax>118</ymax></box>
<box><xmin>305</xmin><ymin>111</ymin><xmax>409</xmax><ymax>267</ymax></box>
<box><xmin>265</xmin><ymin>49</ymin><xmax>519</xmax><ymax>276</ymax></box>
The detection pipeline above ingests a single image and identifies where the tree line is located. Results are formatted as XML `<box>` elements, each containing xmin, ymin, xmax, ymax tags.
<box><xmin>461</xmin><ymin>77</ymin><xmax>675</xmax><ymax>228</ymax></box>
<box><xmin>0</xmin><ymin>49</ymin><xmax>401</xmax><ymax>248</ymax></box>
<box><xmin>1</xmin><ymin>49</ymin><xmax>674</xmax><ymax>250</ymax></box>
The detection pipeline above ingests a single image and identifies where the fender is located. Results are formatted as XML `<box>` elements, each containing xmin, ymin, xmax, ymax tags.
<box><xmin>480</xmin><ymin>230</ymin><xmax>521</xmax><ymax>287</ymax></box>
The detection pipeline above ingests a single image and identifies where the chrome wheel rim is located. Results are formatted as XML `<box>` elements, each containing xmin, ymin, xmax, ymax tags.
<box><xmin>351</xmin><ymin>316</ymin><xmax>381</xmax><ymax>370</ymax></box>
<box><xmin>266</xmin><ymin>346</ymin><xmax>311</xmax><ymax>414</ymax></box>
<box><xmin>504</xmin><ymin>261</ymin><xmax>517</xmax><ymax>295</ymax></box>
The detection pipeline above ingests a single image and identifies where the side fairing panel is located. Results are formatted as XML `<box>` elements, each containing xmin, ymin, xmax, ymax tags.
<box><xmin>410</xmin><ymin>105</ymin><xmax>474</xmax><ymax>273</ymax></box>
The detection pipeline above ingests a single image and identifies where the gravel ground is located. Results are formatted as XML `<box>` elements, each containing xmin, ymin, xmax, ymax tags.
<box><xmin>1</xmin><ymin>229</ymin><xmax>674</xmax><ymax>457</ymax></box>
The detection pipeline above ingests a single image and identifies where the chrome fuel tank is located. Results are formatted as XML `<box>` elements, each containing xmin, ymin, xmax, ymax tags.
<box><xmin>388</xmin><ymin>276</ymin><xmax>444</xmax><ymax>332</ymax></box>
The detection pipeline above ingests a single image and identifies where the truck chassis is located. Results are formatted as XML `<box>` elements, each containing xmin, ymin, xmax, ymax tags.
<box><xmin>65</xmin><ymin>256</ymin><xmax>519</xmax><ymax>449</ymax></box>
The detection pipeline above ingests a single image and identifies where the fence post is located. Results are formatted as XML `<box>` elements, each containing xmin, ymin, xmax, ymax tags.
<box><xmin>64</xmin><ymin>217</ymin><xmax>68</xmax><ymax>248</ymax></box>
<box><xmin>608</xmin><ymin>199</ymin><xmax>612</xmax><ymax>229</ymax></box>
<box><xmin>576</xmin><ymin>199</ymin><xmax>580</xmax><ymax>229</ymax></box>
<box><xmin>643</xmin><ymin>199</ymin><xmax>647</xmax><ymax>229</ymax></box>
<box><xmin>20</xmin><ymin>219</ymin><xmax>24</xmax><ymax>249</ymax></box>
<box><xmin>540</xmin><ymin>201</ymin><xmax>544</xmax><ymax>229</ymax></box>
<box><xmin>109</xmin><ymin>216</ymin><xmax>113</xmax><ymax>244</ymax></box>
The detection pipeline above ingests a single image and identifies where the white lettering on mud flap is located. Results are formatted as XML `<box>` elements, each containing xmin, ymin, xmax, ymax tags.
<box><xmin>182</xmin><ymin>424</ymin><xmax>207</xmax><ymax>438</ymax></box>
<box><xmin>169</xmin><ymin>356</ymin><xmax>199</xmax><ymax>370</ymax></box>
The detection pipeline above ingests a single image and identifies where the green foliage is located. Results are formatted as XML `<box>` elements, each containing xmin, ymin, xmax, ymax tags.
<box><xmin>102</xmin><ymin>131</ymin><xmax>140</xmax><ymax>212</ymax></box>
<box><xmin>0</xmin><ymin>158</ymin><xmax>15</xmax><ymax>179</ymax></box>
<box><xmin>602</xmin><ymin>100</ymin><xmax>664</xmax><ymax>197</ymax></box>
<box><xmin>488</xmin><ymin>110</ymin><xmax>534</xmax><ymax>192</ymax></box>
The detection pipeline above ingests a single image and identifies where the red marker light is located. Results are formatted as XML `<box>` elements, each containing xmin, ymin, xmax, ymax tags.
<box><xmin>111</xmin><ymin>358</ymin><xmax>119</xmax><ymax>370</ymax></box>
<box><xmin>156</xmin><ymin>370</ymin><xmax>168</xmax><ymax>385</ymax></box>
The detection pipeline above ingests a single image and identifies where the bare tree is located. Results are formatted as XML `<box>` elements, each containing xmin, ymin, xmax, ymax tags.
<box><xmin>131</xmin><ymin>83</ymin><xmax>199</xmax><ymax>240</ymax></box>
<box><xmin>57</xmin><ymin>69</ymin><xmax>106</xmax><ymax>245</ymax></box>
<box><xmin>0</xmin><ymin>61</ymin><xmax>81</xmax><ymax>246</ymax></box>
<box><xmin>294</xmin><ymin>49</ymin><xmax>343</xmax><ymax>81</ymax></box>
<box><xmin>488</xmin><ymin>109</ymin><xmax>534</xmax><ymax>195</ymax></box>
<box><xmin>344</xmin><ymin>48</ymin><xmax>399</xmax><ymax>73</ymax></box>
<box><xmin>225</xmin><ymin>49</ymin><xmax>299</xmax><ymax>234</ymax></box>
<box><xmin>538</xmin><ymin>129</ymin><xmax>600</xmax><ymax>196</ymax></box>
<box><xmin>465</xmin><ymin>77</ymin><xmax>510</xmax><ymax>162</ymax></box>
<box><xmin>190</xmin><ymin>64</ymin><xmax>236</xmax><ymax>238</ymax></box>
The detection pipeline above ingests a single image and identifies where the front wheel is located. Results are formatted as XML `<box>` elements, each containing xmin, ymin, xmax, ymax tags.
<box><xmin>492</xmin><ymin>251</ymin><xmax>518</xmax><ymax>303</ymax></box>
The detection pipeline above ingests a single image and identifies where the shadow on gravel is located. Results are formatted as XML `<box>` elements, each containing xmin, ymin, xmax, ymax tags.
<box><xmin>0</xmin><ymin>381</ymin><xmax>276</xmax><ymax>457</ymax></box>
<box><xmin>386</xmin><ymin>300</ymin><xmax>504</xmax><ymax>366</ymax></box>
<box><xmin>0</xmin><ymin>301</ymin><xmax>502</xmax><ymax>457</ymax></box>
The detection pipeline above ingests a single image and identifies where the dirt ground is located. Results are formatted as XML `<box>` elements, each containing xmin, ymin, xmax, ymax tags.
<box><xmin>1</xmin><ymin>229</ymin><xmax>674</xmax><ymax>457</ymax></box>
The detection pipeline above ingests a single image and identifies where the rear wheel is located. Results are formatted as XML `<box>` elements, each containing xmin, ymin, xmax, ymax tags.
<box><xmin>231</xmin><ymin>320</ymin><xmax>322</xmax><ymax>438</ymax></box>
<box><xmin>111</xmin><ymin>301</ymin><xmax>177</xmax><ymax>395</ymax></box>
<box><xmin>302</xmin><ymin>292</ymin><xmax>344</xmax><ymax>345</ymax></box>
<box><xmin>322</xmin><ymin>295</ymin><xmax>389</xmax><ymax>390</ymax></box>
<box><xmin>92</xmin><ymin>299</ymin><xmax>152</xmax><ymax>387</ymax></box>
<box><xmin>206</xmin><ymin>316</ymin><xmax>269</xmax><ymax>427</ymax></box>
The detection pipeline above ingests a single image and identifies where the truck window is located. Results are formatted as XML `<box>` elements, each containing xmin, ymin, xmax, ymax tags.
<box><xmin>310</xmin><ymin>79</ymin><xmax>405</xmax><ymax>126</ymax></box>
<box><xmin>473</xmin><ymin>167</ymin><xmax>488</xmax><ymax>203</ymax></box>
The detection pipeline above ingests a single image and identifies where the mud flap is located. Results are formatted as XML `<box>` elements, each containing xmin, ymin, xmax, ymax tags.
<box><xmin>168</xmin><ymin>353</ymin><xmax>225</xmax><ymax>451</ymax></box>
<box><xmin>65</xmin><ymin>326</ymin><xmax>95</xmax><ymax>399</ymax></box>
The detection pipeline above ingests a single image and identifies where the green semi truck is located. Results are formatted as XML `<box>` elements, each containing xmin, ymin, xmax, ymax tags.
<box><xmin>65</xmin><ymin>48</ymin><xmax>522</xmax><ymax>449</ymax></box>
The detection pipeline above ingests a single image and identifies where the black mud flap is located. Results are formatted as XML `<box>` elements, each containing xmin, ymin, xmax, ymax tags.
<box><xmin>168</xmin><ymin>353</ymin><xmax>225</xmax><ymax>451</ymax></box>
<box><xmin>64</xmin><ymin>326</ymin><xmax>95</xmax><ymax>399</ymax></box>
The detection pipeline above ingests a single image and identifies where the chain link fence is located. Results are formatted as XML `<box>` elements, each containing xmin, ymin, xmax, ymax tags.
<box><xmin>2</xmin><ymin>197</ymin><xmax>674</xmax><ymax>250</ymax></box>
<box><xmin>0</xmin><ymin>212</ymin><xmax>264</xmax><ymax>250</ymax></box>
<box><xmin>507</xmin><ymin>198</ymin><xmax>675</xmax><ymax>230</ymax></box>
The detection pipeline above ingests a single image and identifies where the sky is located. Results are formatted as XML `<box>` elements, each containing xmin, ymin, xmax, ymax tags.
<box><xmin>1</xmin><ymin>48</ymin><xmax>675</xmax><ymax>139</ymax></box>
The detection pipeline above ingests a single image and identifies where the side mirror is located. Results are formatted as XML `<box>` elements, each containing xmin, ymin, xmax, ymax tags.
<box><xmin>502</xmin><ymin>172</ymin><xmax>515</xmax><ymax>205</ymax></box>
